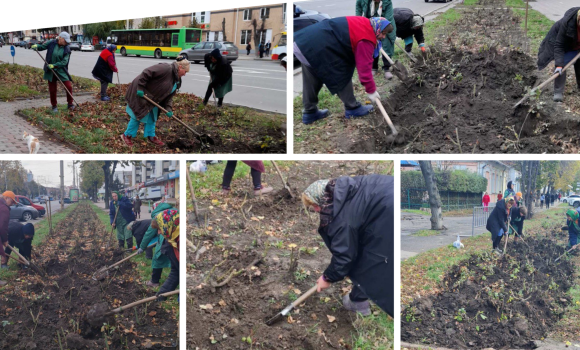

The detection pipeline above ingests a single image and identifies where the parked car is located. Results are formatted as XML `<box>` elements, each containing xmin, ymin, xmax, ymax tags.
<box><xmin>15</xmin><ymin>195</ymin><xmax>46</xmax><ymax>216</ymax></box>
<box><xmin>18</xmin><ymin>40</ymin><xmax>28</xmax><ymax>48</ymax></box>
<box><xmin>567</xmin><ymin>195</ymin><xmax>580</xmax><ymax>207</ymax></box>
<box><xmin>81</xmin><ymin>43</ymin><xmax>95</xmax><ymax>52</ymax></box>
<box><xmin>63</xmin><ymin>198</ymin><xmax>72</xmax><ymax>204</ymax></box>
<box><xmin>26</xmin><ymin>39</ymin><xmax>38</xmax><ymax>49</ymax></box>
<box><xmin>9</xmin><ymin>203</ymin><xmax>39</xmax><ymax>221</ymax></box>
<box><xmin>69</xmin><ymin>41</ymin><xmax>82</xmax><ymax>51</ymax></box>
<box><xmin>179</xmin><ymin>41</ymin><xmax>239</xmax><ymax>64</ymax></box>
<box><xmin>294</xmin><ymin>4</ymin><xmax>331</xmax><ymax>33</ymax></box>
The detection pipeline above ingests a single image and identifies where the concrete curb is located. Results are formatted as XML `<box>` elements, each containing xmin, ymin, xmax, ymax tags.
<box><xmin>1</xmin><ymin>91</ymin><xmax>96</xmax><ymax>103</ymax></box>
<box><xmin>16</xmin><ymin>110</ymin><xmax>82</xmax><ymax>153</ymax></box>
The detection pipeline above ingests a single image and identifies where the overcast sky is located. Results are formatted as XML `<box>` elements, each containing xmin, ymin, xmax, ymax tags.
<box><xmin>21</xmin><ymin>161</ymin><xmax>132</xmax><ymax>187</ymax></box>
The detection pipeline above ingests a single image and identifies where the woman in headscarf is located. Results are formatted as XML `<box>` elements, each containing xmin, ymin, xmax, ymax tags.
<box><xmin>504</xmin><ymin>181</ymin><xmax>516</xmax><ymax>199</ymax></box>
<box><xmin>121</xmin><ymin>56</ymin><xmax>190</xmax><ymax>147</ymax></box>
<box><xmin>109</xmin><ymin>191</ymin><xmax>136</xmax><ymax>249</ymax></box>
<box><xmin>563</xmin><ymin>209</ymin><xmax>580</xmax><ymax>250</ymax></box>
<box><xmin>91</xmin><ymin>44</ymin><xmax>118</xmax><ymax>101</ymax></box>
<box><xmin>294</xmin><ymin>16</ymin><xmax>394</xmax><ymax>124</ymax></box>
<box><xmin>301</xmin><ymin>175</ymin><xmax>394</xmax><ymax>317</ymax></box>
<box><xmin>259</xmin><ymin>42</ymin><xmax>265</xmax><ymax>58</ymax></box>
<box><xmin>221</xmin><ymin>161</ymin><xmax>273</xmax><ymax>196</ymax></box>
<box><xmin>537</xmin><ymin>7</ymin><xmax>580</xmax><ymax>102</ymax></box>
<box><xmin>150</xmin><ymin>209</ymin><xmax>179</xmax><ymax>299</ymax></box>
<box><xmin>6</xmin><ymin>222</ymin><xmax>34</xmax><ymax>269</ymax></box>
<box><xmin>203</xmin><ymin>49</ymin><xmax>233</xmax><ymax>107</ymax></box>
<box><xmin>486</xmin><ymin>196</ymin><xmax>514</xmax><ymax>255</ymax></box>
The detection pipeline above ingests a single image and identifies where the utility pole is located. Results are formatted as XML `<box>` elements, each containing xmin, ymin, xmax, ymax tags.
<box><xmin>60</xmin><ymin>161</ymin><xmax>64</xmax><ymax>209</ymax></box>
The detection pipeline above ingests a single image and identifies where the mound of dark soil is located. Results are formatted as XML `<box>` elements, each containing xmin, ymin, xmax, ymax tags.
<box><xmin>401</xmin><ymin>238</ymin><xmax>575</xmax><ymax>349</ymax></box>
<box><xmin>0</xmin><ymin>202</ymin><xmax>177</xmax><ymax>349</ymax></box>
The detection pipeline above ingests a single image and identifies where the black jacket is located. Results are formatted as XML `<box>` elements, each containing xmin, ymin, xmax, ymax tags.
<box><xmin>319</xmin><ymin>175</ymin><xmax>394</xmax><ymax>316</ymax></box>
<box><xmin>132</xmin><ymin>219</ymin><xmax>151</xmax><ymax>247</ymax></box>
<box><xmin>509</xmin><ymin>207</ymin><xmax>526</xmax><ymax>236</ymax></box>
<box><xmin>204</xmin><ymin>54</ymin><xmax>233</xmax><ymax>87</ymax></box>
<box><xmin>486</xmin><ymin>199</ymin><xmax>509</xmax><ymax>240</ymax></box>
<box><xmin>393</xmin><ymin>8</ymin><xmax>425</xmax><ymax>44</ymax></box>
<box><xmin>7</xmin><ymin>220</ymin><xmax>24</xmax><ymax>246</ymax></box>
<box><xmin>538</xmin><ymin>7</ymin><xmax>580</xmax><ymax>69</ymax></box>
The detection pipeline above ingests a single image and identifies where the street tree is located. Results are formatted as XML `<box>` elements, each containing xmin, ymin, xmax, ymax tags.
<box><xmin>102</xmin><ymin>161</ymin><xmax>130</xmax><ymax>209</ymax></box>
<box><xmin>139</xmin><ymin>17</ymin><xmax>167</xmax><ymax>29</ymax></box>
<box><xmin>80</xmin><ymin>161</ymin><xmax>104</xmax><ymax>202</ymax></box>
<box><xmin>516</xmin><ymin>161</ymin><xmax>540</xmax><ymax>219</ymax></box>
<box><xmin>221</xmin><ymin>18</ymin><xmax>227</xmax><ymax>41</ymax></box>
<box><xmin>251</xmin><ymin>18</ymin><xmax>266</xmax><ymax>57</ymax></box>
<box><xmin>419</xmin><ymin>161</ymin><xmax>443</xmax><ymax>230</ymax></box>
<box><xmin>188</xmin><ymin>17</ymin><xmax>200</xmax><ymax>28</ymax></box>
<box><xmin>0</xmin><ymin>161</ymin><xmax>28</xmax><ymax>195</ymax></box>
<box><xmin>82</xmin><ymin>21</ymin><xmax>125</xmax><ymax>42</ymax></box>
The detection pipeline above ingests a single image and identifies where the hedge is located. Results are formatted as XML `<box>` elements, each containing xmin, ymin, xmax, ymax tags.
<box><xmin>401</xmin><ymin>169</ymin><xmax>487</xmax><ymax>193</ymax></box>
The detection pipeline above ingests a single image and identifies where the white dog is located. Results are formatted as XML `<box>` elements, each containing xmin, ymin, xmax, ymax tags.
<box><xmin>22</xmin><ymin>131</ymin><xmax>40</xmax><ymax>154</ymax></box>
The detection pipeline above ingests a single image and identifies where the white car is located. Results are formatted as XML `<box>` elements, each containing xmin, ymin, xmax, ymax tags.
<box><xmin>81</xmin><ymin>43</ymin><xmax>94</xmax><ymax>52</ymax></box>
<box><xmin>567</xmin><ymin>195</ymin><xmax>580</xmax><ymax>207</ymax></box>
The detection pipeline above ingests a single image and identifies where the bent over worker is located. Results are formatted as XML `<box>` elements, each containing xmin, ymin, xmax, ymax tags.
<box><xmin>393</xmin><ymin>8</ymin><xmax>426</xmax><ymax>58</ymax></box>
<box><xmin>294</xmin><ymin>17</ymin><xmax>394</xmax><ymax>124</ymax></box>
<box><xmin>302</xmin><ymin>175</ymin><xmax>394</xmax><ymax>317</ymax></box>
<box><xmin>486</xmin><ymin>196</ymin><xmax>514</xmax><ymax>255</ymax></box>
<box><xmin>109</xmin><ymin>191</ymin><xmax>136</xmax><ymax>249</ymax></box>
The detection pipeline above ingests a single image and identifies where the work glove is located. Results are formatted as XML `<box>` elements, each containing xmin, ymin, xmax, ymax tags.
<box><xmin>137</xmin><ymin>90</ymin><xmax>144</xmax><ymax>97</ymax></box>
<box><xmin>420</xmin><ymin>44</ymin><xmax>426</xmax><ymax>53</ymax></box>
<box><xmin>136</xmin><ymin>248</ymin><xmax>144</xmax><ymax>254</ymax></box>
<box><xmin>31</xmin><ymin>44</ymin><xmax>38</xmax><ymax>50</ymax></box>
<box><xmin>367</xmin><ymin>91</ymin><xmax>380</xmax><ymax>103</ymax></box>
<box><xmin>554</xmin><ymin>67</ymin><xmax>563</xmax><ymax>75</ymax></box>
<box><xmin>166</xmin><ymin>111</ymin><xmax>173</xmax><ymax>118</ymax></box>
<box><xmin>48</xmin><ymin>64</ymin><xmax>55</xmax><ymax>69</ymax></box>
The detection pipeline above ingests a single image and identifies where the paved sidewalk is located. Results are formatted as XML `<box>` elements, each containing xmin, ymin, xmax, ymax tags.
<box><xmin>0</xmin><ymin>94</ymin><xmax>97</xmax><ymax>154</ymax></box>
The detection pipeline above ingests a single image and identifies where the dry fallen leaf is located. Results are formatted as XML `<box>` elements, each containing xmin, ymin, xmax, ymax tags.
<box><xmin>311</xmin><ymin>313</ymin><xmax>318</xmax><ymax>320</ymax></box>
<box><xmin>200</xmin><ymin>304</ymin><xmax>213</xmax><ymax>310</ymax></box>
<box><xmin>287</xmin><ymin>315</ymin><xmax>296</xmax><ymax>324</ymax></box>
<box><xmin>148</xmin><ymin>311</ymin><xmax>156</xmax><ymax>317</ymax></box>
<box><xmin>218</xmin><ymin>300</ymin><xmax>227</xmax><ymax>307</ymax></box>
<box><xmin>294</xmin><ymin>288</ymin><xmax>302</xmax><ymax>295</ymax></box>
<box><xmin>327</xmin><ymin>315</ymin><xmax>336</xmax><ymax>323</ymax></box>
<box><xmin>288</xmin><ymin>243</ymin><xmax>297</xmax><ymax>248</ymax></box>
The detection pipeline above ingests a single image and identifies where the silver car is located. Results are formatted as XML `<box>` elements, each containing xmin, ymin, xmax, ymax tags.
<box><xmin>179</xmin><ymin>41</ymin><xmax>239</xmax><ymax>64</ymax></box>
<box><xmin>10</xmin><ymin>203</ymin><xmax>39</xmax><ymax>221</ymax></box>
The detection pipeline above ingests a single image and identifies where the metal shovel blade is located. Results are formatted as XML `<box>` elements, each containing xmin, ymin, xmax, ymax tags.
<box><xmin>392</xmin><ymin>61</ymin><xmax>409</xmax><ymax>81</ymax></box>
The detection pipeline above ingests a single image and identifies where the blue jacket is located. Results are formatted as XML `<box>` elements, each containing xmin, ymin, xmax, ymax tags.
<box><xmin>109</xmin><ymin>197</ymin><xmax>136</xmax><ymax>224</ymax></box>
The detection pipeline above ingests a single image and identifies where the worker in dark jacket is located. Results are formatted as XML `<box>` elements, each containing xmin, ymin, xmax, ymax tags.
<box><xmin>302</xmin><ymin>175</ymin><xmax>394</xmax><ymax>317</ymax></box>
<box><xmin>508</xmin><ymin>206</ymin><xmax>527</xmax><ymax>243</ymax></box>
<box><xmin>294</xmin><ymin>17</ymin><xmax>394</xmax><ymax>124</ymax></box>
<box><xmin>138</xmin><ymin>203</ymin><xmax>174</xmax><ymax>288</ymax></box>
<box><xmin>6</xmin><ymin>221</ymin><xmax>34</xmax><ymax>268</ymax></box>
<box><xmin>486</xmin><ymin>196</ymin><xmax>514</xmax><ymax>254</ymax></box>
<box><xmin>128</xmin><ymin>219</ymin><xmax>153</xmax><ymax>258</ymax></box>
<box><xmin>109</xmin><ymin>191</ymin><xmax>136</xmax><ymax>249</ymax></box>
<box><xmin>203</xmin><ymin>49</ymin><xmax>233</xmax><ymax>107</ymax></box>
<box><xmin>538</xmin><ymin>7</ymin><xmax>580</xmax><ymax>102</ymax></box>
<box><xmin>121</xmin><ymin>57</ymin><xmax>190</xmax><ymax>147</ymax></box>
<box><xmin>393</xmin><ymin>8</ymin><xmax>426</xmax><ymax>57</ymax></box>
<box><xmin>31</xmin><ymin>32</ymin><xmax>74</xmax><ymax>113</ymax></box>
<box><xmin>91</xmin><ymin>44</ymin><xmax>118</xmax><ymax>101</ymax></box>
<box><xmin>564</xmin><ymin>209</ymin><xmax>580</xmax><ymax>249</ymax></box>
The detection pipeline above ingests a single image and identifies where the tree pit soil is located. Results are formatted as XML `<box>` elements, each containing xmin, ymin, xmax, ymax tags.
<box><xmin>187</xmin><ymin>161</ymin><xmax>393</xmax><ymax>349</ymax></box>
<box><xmin>401</xmin><ymin>238</ymin><xmax>576</xmax><ymax>349</ymax></box>
<box><xmin>0</xmin><ymin>202</ymin><xmax>177</xmax><ymax>349</ymax></box>
<box><xmin>18</xmin><ymin>84</ymin><xmax>286</xmax><ymax>154</ymax></box>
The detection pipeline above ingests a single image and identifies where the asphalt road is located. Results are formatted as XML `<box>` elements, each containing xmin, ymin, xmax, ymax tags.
<box><xmin>529</xmin><ymin>0</ymin><xmax>579</xmax><ymax>22</ymax></box>
<box><xmin>0</xmin><ymin>47</ymin><xmax>286</xmax><ymax>113</ymax></box>
<box><xmin>298</xmin><ymin>0</ymin><xmax>457</xmax><ymax>19</ymax></box>
<box><xmin>25</xmin><ymin>199</ymin><xmax>72</xmax><ymax>224</ymax></box>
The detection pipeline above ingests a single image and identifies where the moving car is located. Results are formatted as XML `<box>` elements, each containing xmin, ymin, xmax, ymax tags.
<box><xmin>81</xmin><ymin>43</ymin><xmax>95</xmax><ymax>52</ymax></box>
<box><xmin>69</xmin><ymin>41</ymin><xmax>82</xmax><ymax>51</ymax></box>
<box><xmin>179</xmin><ymin>41</ymin><xmax>239</xmax><ymax>64</ymax></box>
<box><xmin>294</xmin><ymin>4</ymin><xmax>331</xmax><ymax>32</ymax></box>
<box><xmin>9</xmin><ymin>203</ymin><xmax>39</xmax><ymax>221</ymax></box>
<box><xmin>15</xmin><ymin>195</ymin><xmax>46</xmax><ymax>216</ymax></box>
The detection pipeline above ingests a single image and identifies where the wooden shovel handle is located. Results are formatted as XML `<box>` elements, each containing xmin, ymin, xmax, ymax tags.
<box><xmin>6</xmin><ymin>244</ymin><xmax>30</xmax><ymax>266</ymax></box>
<box><xmin>291</xmin><ymin>285</ymin><xmax>318</xmax><ymax>308</ymax></box>
<box><xmin>375</xmin><ymin>100</ymin><xmax>398</xmax><ymax>136</ymax></box>
<box><xmin>106</xmin><ymin>290</ymin><xmax>179</xmax><ymax>315</ymax></box>
<box><xmin>380</xmin><ymin>48</ymin><xmax>395</xmax><ymax>65</ymax></box>
<box><xmin>107</xmin><ymin>242</ymin><xmax>157</xmax><ymax>270</ymax></box>
<box><xmin>395</xmin><ymin>42</ymin><xmax>417</xmax><ymax>63</ymax></box>
<box><xmin>111</xmin><ymin>206</ymin><xmax>119</xmax><ymax>235</ymax></box>
<box><xmin>142</xmin><ymin>95</ymin><xmax>202</xmax><ymax>137</ymax></box>
<box><xmin>271</xmin><ymin>161</ymin><xmax>294</xmax><ymax>198</ymax></box>
<box><xmin>7</xmin><ymin>254</ymin><xmax>25</xmax><ymax>264</ymax></box>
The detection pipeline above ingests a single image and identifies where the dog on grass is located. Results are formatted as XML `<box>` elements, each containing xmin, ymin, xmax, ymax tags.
<box><xmin>22</xmin><ymin>131</ymin><xmax>40</xmax><ymax>154</ymax></box>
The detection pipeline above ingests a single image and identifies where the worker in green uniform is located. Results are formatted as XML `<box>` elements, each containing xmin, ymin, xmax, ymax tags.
<box><xmin>203</xmin><ymin>49</ymin><xmax>233</xmax><ymax>107</ymax></box>
<box><xmin>109</xmin><ymin>191</ymin><xmax>136</xmax><ymax>249</ymax></box>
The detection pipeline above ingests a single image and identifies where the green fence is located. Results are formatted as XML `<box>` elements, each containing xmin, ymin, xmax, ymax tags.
<box><xmin>401</xmin><ymin>188</ymin><xmax>483</xmax><ymax>212</ymax></box>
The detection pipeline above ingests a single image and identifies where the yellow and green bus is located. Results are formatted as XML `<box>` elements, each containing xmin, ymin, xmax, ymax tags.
<box><xmin>108</xmin><ymin>27</ymin><xmax>203</xmax><ymax>59</ymax></box>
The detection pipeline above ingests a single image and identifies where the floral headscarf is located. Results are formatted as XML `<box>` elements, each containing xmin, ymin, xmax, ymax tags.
<box><xmin>303</xmin><ymin>179</ymin><xmax>330</xmax><ymax>206</ymax></box>
<box><xmin>156</xmin><ymin>209</ymin><xmax>179</xmax><ymax>242</ymax></box>
<box><xmin>369</xmin><ymin>17</ymin><xmax>391</xmax><ymax>58</ymax></box>
<box><xmin>567</xmin><ymin>209</ymin><xmax>580</xmax><ymax>231</ymax></box>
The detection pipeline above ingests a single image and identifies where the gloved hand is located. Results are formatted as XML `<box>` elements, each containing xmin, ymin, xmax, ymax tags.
<box><xmin>166</xmin><ymin>111</ymin><xmax>173</xmax><ymax>118</ymax></box>
<box><xmin>48</xmin><ymin>64</ymin><xmax>55</xmax><ymax>69</ymax></box>
<box><xmin>136</xmin><ymin>248</ymin><xmax>144</xmax><ymax>254</ymax></box>
<box><xmin>137</xmin><ymin>90</ymin><xmax>144</xmax><ymax>97</ymax></box>
<box><xmin>420</xmin><ymin>46</ymin><xmax>426</xmax><ymax>53</ymax></box>
<box><xmin>31</xmin><ymin>44</ymin><xmax>38</xmax><ymax>50</ymax></box>
<box><xmin>367</xmin><ymin>91</ymin><xmax>380</xmax><ymax>103</ymax></box>
<box><xmin>554</xmin><ymin>67</ymin><xmax>563</xmax><ymax>75</ymax></box>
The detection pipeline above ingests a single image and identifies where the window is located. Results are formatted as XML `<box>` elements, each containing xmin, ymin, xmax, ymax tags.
<box><xmin>200</xmin><ymin>11</ymin><xmax>206</xmax><ymax>24</ymax></box>
<box><xmin>172</xmin><ymin>34</ymin><xmax>178</xmax><ymax>46</ymax></box>
<box><xmin>185</xmin><ymin>29</ymin><xmax>201</xmax><ymax>43</ymax></box>
<box><xmin>283</xmin><ymin>3</ymin><xmax>286</xmax><ymax>23</ymax></box>
<box><xmin>206</xmin><ymin>32</ymin><xmax>210</xmax><ymax>41</ymax></box>
<box><xmin>19</xmin><ymin>197</ymin><xmax>30</xmax><ymax>205</ymax></box>
<box><xmin>260</xmin><ymin>7</ymin><xmax>270</xmax><ymax>19</ymax></box>
<box><xmin>203</xmin><ymin>42</ymin><xmax>215</xmax><ymax>50</ymax></box>
<box><xmin>194</xmin><ymin>42</ymin><xmax>204</xmax><ymax>49</ymax></box>
<box><xmin>240</xmin><ymin>30</ymin><xmax>251</xmax><ymax>45</ymax></box>
<box><xmin>243</xmin><ymin>9</ymin><xmax>252</xmax><ymax>21</ymax></box>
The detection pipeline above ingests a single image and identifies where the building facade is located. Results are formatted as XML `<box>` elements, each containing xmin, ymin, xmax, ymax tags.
<box><xmin>129</xmin><ymin>161</ymin><xmax>180</xmax><ymax>201</ymax></box>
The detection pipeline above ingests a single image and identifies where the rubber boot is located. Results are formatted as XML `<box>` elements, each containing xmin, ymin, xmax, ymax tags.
<box><xmin>302</xmin><ymin>109</ymin><xmax>329</xmax><ymax>125</ymax></box>
<box><xmin>554</xmin><ymin>71</ymin><xmax>566</xmax><ymax>102</ymax></box>
<box><xmin>126</xmin><ymin>238</ymin><xmax>133</xmax><ymax>250</ymax></box>
<box><xmin>345</xmin><ymin>104</ymin><xmax>373</xmax><ymax>119</ymax></box>
<box><xmin>118</xmin><ymin>240</ymin><xmax>124</xmax><ymax>249</ymax></box>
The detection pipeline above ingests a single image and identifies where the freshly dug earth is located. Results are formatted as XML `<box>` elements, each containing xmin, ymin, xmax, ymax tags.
<box><xmin>18</xmin><ymin>84</ymin><xmax>286</xmax><ymax>153</ymax></box>
<box><xmin>0</xmin><ymin>202</ymin><xmax>177</xmax><ymax>349</ymax></box>
<box><xmin>187</xmin><ymin>161</ymin><xmax>393</xmax><ymax>349</ymax></box>
<box><xmin>401</xmin><ymin>238</ymin><xmax>575</xmax><ymax>349</ymax></box>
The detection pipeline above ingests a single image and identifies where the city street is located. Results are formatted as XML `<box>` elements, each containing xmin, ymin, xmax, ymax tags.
<box><xmin>0</xmin><ymin>48</ymin><xmax>286</xmax><ymax>113</ymax></box>
<box><xmin>27</xmin><ymin>199</ymin><xmax>72</xmax><ymax>224</ymax></box>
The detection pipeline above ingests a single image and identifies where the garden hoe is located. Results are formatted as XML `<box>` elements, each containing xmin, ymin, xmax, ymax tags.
<box><xmin>7</xmin><ymin>244</ymin><xmax>45</xmax><ymax>276</ymax></box>
<box><xmin>375</xmin><ymin>99</ymin><xmax>404</xmax><ymax>145</ymax></box>
<box><xmin>142</xmin><ymin>95</ymin><xmax>215</xmax><ymax>148</ymax></box>
<box><xmin>514</xmin><ymin>51</ymin><xmax>580</xmax><ymax>108</ymax></box>
<box><xmin>266</xmin><ymin>285</ymin><xmax>318</xmax><ymax>326</ymax></box>
<box><xmin>92</xmin><ymin>242</ymin><xmax>157</xmax><ymax>281</ymax></box>
<box><xmin>380</xmin><ymin>48</ymin><xmax>409</xmax><ymax>82</ymax></box>
<box><xmin>33</xmin><ymin>49</ymin><xmax>80</xmax><ymax>108</ymax></box>
<box><xmin>554</xmin><ymin>244</ymin><xmax>578</xmax><ymax>262</ymax></box>
<box><xmin>87</xmin><ymin>290</ymin><xmax>179</xmax><ymax>327</ymax></box>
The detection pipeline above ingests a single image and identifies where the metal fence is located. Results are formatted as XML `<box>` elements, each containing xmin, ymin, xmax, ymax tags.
<box><xmin>401</xmin><ymin>188</ymin><xmax>486</xmax><ymax>212</ymax></box>
<box><xmin>471</xmin><ymin>204</ymin><xmax>496</xmax><ymax>237</ymax></box>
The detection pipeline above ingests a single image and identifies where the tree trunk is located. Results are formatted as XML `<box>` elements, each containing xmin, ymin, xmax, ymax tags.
<box><xmin>419</xmin><ymin>161</ymin><xmax>443</xmax><ymax>230</ymax></box>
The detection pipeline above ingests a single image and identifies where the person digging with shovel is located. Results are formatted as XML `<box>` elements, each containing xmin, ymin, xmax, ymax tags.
<box><xmin>6</xmin><ymin>222</ymin><xmax>34</xmax><ymax>269</ymax></box>
<box><xmin>91</xmin><ymin>44</ymin><xmax>118</xmax><ymax>101</ymax></box>
<box><xmin>149</xmin><ymin>209</ymin><xmax>179</xmax><ymax>300</ymax></box>
<box><xmin>562</xmin><ymin>209</ymin><xmax>580</xmax><ymax>254</ymax></box>
<box><xmin>203</xmin><ymin>49</ymin><xmax>233</xmax><ymax>108</ymax></box>
<box><xmin>31</xmin><ymin>32</ymin><xmax>74</xmax><ymax>114</ymax></box>
<box><xmin>127</xmin><ymin>219</ymin><xmax>152</xmax><ymax>259</ymax></box>
<box><xmin>294</xmin><ymin>17</ymin><xmax>394</xmax><ymax>124</ymax></box>
<box><xmin>538</xmin><ymin>7</ymin><xmax>580</xmax><ymax>102</ymax></box>
<box><xmin>109</xmin><ymin>191</ymin><xmax>136</xmax><ymax>250</ymax></box>
<box><xmin>486</xmin><ymin>196</ymin><xmax>514</xmax><ymax>255</ymax></box>
<box><xmin>393</xmin><ymin>8</ymin><xmax>426</xmax><ymax>60</ymax></box>
<box><xmin>121</xmin><ymin>56</ymin><xmax>190</xmax><ymax>147</ymax></box>
<box><xmin>301</xmin><ymin>175</ymin><xmax>394</xmax><ymax>317</ymax></box>
<box><xmin>0</xmin><ymin>191</ymin><xmax>16</xmax><ymax>280</ymax></box>
<box><xmin>508</xmin><ymin>206</ymin><xmax>527</xmax><ymax>244</ymax></box>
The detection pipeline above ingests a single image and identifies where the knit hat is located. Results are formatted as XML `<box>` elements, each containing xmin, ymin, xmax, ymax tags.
<box><xmin>412</xmin><ymin>15</ymin><xmax>424</xmax><ymax>28</ymax></box>
<box><xmin>58</xmin><ymin>31</ymin><xmax>71</xmax><ymax>44</ymax></box>
<box><xmin>22</xmin><ymin>223</ymin><xmax>35</xmax><ymax>237</ymax></box>
<box><xmin>175</xmin><ymin>55</ymin><xmax>190</xmax><ymax>72</ymax></box>
<box><xmin>516</xmin><ymin>192</ymin><xmax>522</xmax><ymax>197</ymax></box>
<box><xmin>2</xmin><ymin>191</ymin><xmax>16</xmax><ymax>202</ymax></box>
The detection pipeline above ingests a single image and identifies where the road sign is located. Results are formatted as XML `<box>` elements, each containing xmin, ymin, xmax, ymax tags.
<box><xmin>10</xmin><ymin>45</ymin><xmax>15</xmax><ymax>56</ymax></box>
